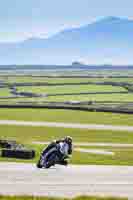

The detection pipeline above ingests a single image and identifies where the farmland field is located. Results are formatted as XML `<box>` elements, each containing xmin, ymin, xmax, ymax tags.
<box><xmin>1</xmin><ymin>76</ymin><xmax>133</xmax><ymax>84</ymax></box>
<box><xmin>17</xmin><ymin>85</ymin><xmax>126</xmax><ymax>94</ymax></box>
<box><xmin>0</xmin><ymin>73</ymin><xmax>133</xmax><ymax>166</ymax></box>
<box><xmin>0</xmin><ymin>75</ymin><xmax>133</xmax><ymax>102</ymax></box>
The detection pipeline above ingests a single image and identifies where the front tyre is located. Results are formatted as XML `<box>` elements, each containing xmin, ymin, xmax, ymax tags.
<box><xmin>36</xmin><ymin>160</ymin><xmax>42</xmax><ymax>168</ymax></box>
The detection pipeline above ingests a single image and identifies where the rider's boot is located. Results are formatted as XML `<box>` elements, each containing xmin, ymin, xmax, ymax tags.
<box><xmin>57</xmin><ymin>160</ymin><xmax>68</xmax><ymax>166</ymax></box>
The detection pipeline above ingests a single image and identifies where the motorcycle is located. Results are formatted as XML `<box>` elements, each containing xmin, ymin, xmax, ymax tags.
<box><xmin>36</xmin><ymin>144</ymin><xmax>69</xmax><ymax>169</ymax></box>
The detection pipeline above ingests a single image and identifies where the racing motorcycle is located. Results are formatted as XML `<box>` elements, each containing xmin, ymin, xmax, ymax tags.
<box><xmin>36</xmin><ymin>143</ymin><xmax>69</xmax><ymax>169</ymax></box>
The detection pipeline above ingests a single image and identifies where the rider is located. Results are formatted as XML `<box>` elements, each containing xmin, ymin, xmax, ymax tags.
<box><xmin>40</xmin><ymin>136</ymin><xmax>73</xmax><ymax>166</ymax></box>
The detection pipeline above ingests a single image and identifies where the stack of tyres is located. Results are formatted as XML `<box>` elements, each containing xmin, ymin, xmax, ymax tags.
<box><xmin>1</xmin><ymin>148</ymin><xmax>35</xmax><ymax>159</ymax></box>
<box><xmin>0</xmin><ymin>140</ymin><xmax>17</xmax><ymax>149</ymax></box>
<box><xmin>0</xmin><ymin>139</ymin><xmax>35</xmax><ymax>160</ymax></box>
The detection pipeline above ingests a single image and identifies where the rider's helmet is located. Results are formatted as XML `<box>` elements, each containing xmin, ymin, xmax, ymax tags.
<box><xmin>64</xmin><ymin>136</ymin><xmax>72</xmax><ymax>145</ymax></box>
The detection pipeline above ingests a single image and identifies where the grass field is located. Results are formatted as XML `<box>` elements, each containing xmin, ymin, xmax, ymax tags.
<box><xmin>1</xmin><ymin>125</ymin><xmax>133</xmax><ymax>144</ymax></box>
<box><xmin>0</xmin><ymin>88</ymin><xmax>10</xmax><ymax>96</ymax></box>
<box><xmin>47</xmin><ymin>93</ymin><xmax>133</xmax><ymax>101</ymax></box>
<box><xmin>0</xmin><ymin>108</ymin><xmax>133</xmax><ymax>126</ymax></box>
<box><xmin>0</xmin><ymin>124</ymin><xmax>133</xmax><ymax>165</ymax></box>
<box><xmin>17</xmin><ymin>85</ymin><xmax>126</xmax><ymax>94</ymax></box>
<box><xmin>0</xmin><ymin>76</ymin><xmax>133</xmax><ymax>102</ymax></box>
<box><xmin>0</xmin><ymin>107</ymin><xmax>133</xmax><ymax>165</ymax></box>
<box><xmin>1</xmin><ymin>76</ymin><xmax>133</xmax><ymax>84</ymax></box>
<box><xmin>0</xmin><ymin>195</ymin><xmax>127</xmax><ymax>200</ymax></box>
<box><xmin>74</xmin><ymin>146</ymin><xmax>133</xmax><ymax>165</ymax></box>
<box><xmin>1</xmin><ymin>91</ymin><xmax>133</xmax><ymax>101</ymax></box>
<box><xmin>1</xmin><ymin>93</ymin><xmax>133</xmax><ymax>102</ymax></box>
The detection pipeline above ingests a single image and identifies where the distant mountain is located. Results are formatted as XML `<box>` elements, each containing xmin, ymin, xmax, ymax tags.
<box><xmin>0</xmin><ymin>16</ymin><xmax>133</xmax><ymax>65</ymax></box>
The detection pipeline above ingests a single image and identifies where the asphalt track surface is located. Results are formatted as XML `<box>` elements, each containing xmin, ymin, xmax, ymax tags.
<box><xmin>0</xmin><ymin>162</ymin><xmax>133</xmax><ymax>198</ymax></box>
<box><xmin>0</xmin><ymin>120</ymin><xmax>133</xmax><ymax>132</ymax></box>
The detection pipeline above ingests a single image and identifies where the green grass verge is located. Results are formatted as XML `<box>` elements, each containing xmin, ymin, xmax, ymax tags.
<box><xmin>73</xmin><ymin>147</ymin><xmax>133</xmax><ymax>165</ymax></box>
<box><xmin>0</xmin><ymin>125</ymin><xmax>133</xmax><ymax>165</ymax></box>
<box><xmin>0</xmin><ymin>196</ymin><xmax>127</xmax><ymax>200</ymax></box>
<box><xmin>74</xmin><ymin>146</ymin><xmax>133</xmax><ymax>165</ymax></box>
<box><xmin>0</xmin><ymin>108</ymin><xmax>133</xmax><ymax>126</ymax></box>
<box><xmin>0</xmin><ymin>125</ymin><xmax>133</xmax><ymax>144</ymax></box>
<box><xmin>0</xmin><ymin>88</ymin><xmax>10</xmax><ymax>96</ymax></box>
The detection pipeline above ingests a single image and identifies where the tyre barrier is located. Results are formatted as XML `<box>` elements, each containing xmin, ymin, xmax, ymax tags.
<box><xmin>1</xmin><ymin>148</ymin><xmax>35</xmax><ymax>159</ymax></box>
<box><xmin>0</xmin><ymin>140</ymin><xmax>17</xmax><ymax>149</ymax></box>
<box><xmin>0</xmin><ymin>139</ymin><xmax>36</xmax><ymax>159</ymax></box>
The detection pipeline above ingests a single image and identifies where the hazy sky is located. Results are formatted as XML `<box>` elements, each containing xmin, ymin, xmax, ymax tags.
<box><xmin>1</xmin><ymin>0</ymin><xmax>133</xmax><ymax>42</ymax></box>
